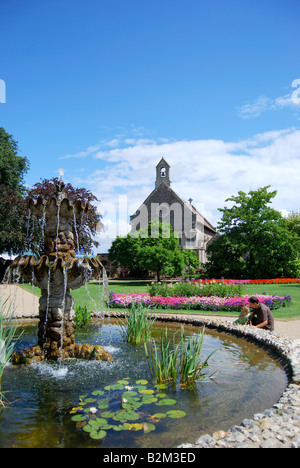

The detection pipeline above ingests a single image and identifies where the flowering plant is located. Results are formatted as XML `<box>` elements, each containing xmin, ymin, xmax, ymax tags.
<box><xmin>108</xmin><ymin>292</ymin><xmax>291</xmax><ymax>312</ymax></box>
<box><xmin>194</xmin><ymin>278</ymin><xmax>300</xmax><ymax>285</ymax></box>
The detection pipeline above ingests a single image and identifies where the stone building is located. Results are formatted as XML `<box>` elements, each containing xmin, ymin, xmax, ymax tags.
<box><xmin>130</xmin><ymin>158</ymin><xmax>218</xmax><ymax>263</ymax></box>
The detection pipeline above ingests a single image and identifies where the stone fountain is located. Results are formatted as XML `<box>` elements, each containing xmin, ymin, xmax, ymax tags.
<box><xmin>11</xmin><ymin>180</ymin><xmax>113</xmax><ymax>364</ymax></box>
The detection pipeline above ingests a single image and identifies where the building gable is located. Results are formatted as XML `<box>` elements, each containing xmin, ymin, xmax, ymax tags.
<box><xmin>130</xmin><ymin>159</ymin><xmax>218</xmax><ymax>262</ymax></box>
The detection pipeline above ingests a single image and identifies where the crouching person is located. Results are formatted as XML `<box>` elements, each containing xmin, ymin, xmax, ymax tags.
<box><xmin>247</xmin><ymin>296</ymin><xmax>275</xmax><ymax>331</ymax></box>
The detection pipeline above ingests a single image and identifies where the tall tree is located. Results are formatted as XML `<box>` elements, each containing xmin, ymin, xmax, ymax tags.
<box><xmin>0</xmin><ymin>128</ymin><xmax>29</xmax><ymax>255</ymax></box>
<box><xmin>108</xmin><ymin>220</ymin><xmax>199</xmax><ymax>281</ymax></box>
<box><xmin>27</xmin><ymin>178</ymin><xmax>103</xmax><ymax>255</ymax></box>
<box><xmin>0</xmin><ymin>127</ymin><xmax>29</xmax><ymax>195</ymax></box>
<box><xmin>285</xmin><ymin>211</ymin><xmax>300</xmax><ymax>253</ymax></box>
<box><xmin>207</xmin><ymin>186</ymin><xmax>299</xmax><ymax>279</ymax></box>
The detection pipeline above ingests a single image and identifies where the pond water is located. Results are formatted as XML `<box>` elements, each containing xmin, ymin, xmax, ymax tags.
<box><xmin>0</xmin><ymin>319</ymin><xmax>288</xmax><ymax>448</ymax></box>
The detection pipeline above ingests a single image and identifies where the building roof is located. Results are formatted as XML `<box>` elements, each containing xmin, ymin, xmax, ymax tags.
<box><xmin>130</xmin><ymin>164</ymin><xmax>216</xmax><ymax>235</ymax></box>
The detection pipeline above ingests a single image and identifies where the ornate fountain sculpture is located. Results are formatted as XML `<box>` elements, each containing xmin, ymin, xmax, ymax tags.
<box><xmin>11</xmin><ymin>179</ymin><xmax>113</xmax><ymax>364</ymax></box>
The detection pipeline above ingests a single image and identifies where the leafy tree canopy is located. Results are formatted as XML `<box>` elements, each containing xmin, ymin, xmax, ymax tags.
<box><xmin>108</xmin><ymin>220</ymin><xmax>199</xmax><ymax>281</ymax></box>
<box><xmin>285</xmin><ymin>211</ymin><xmax>300</xmax><ymax>252</ymax></box>
<box><xmin>27</xmin><ymin>178</ymin><xmax>103</xmax><ymax>255</ymax></box>
<box><xmin>207</xmin><ymin>186</ymin><xmax>299</xmax><ymax>279</ymax></box>
<box><xmin>0</xmin><ymin>127</ymin><xmax>29</xmax><ymax>196</ymax></box>
<box><xmin>0</xmin><ymin>128</ymin><xmax>29</xmax><ymax>255</ymax></box>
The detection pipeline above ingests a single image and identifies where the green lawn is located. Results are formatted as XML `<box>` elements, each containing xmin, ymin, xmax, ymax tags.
<box><xmin>21</xmin><ymin>280</ymin><xmax>300</xmax><ymax>320</ymax></box>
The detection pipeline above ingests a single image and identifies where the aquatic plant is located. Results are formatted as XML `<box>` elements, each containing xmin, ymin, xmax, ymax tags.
<box><xmin>179</xmin><ymin>327</ymin><xmax>216</xmax><ymax>385</ymax></box>
<box><xmin>144</xmin><ymin>326</ymin><xmax>215</xmax><ymax>386</ymax></box>
<box><xmin>144</xmin><ymin>328</ymin><xmax>180</xmax><ymax>384</ymax></box>
<box><xmin>0</xmin><ymin>298</ymin><xmax>23</xmax><ymax>407</ymax></box>
<box><xmin>70</xmin><ymin>378</ymin><xmax>186</xmax><ymax>441</ymax></box>
<box><xmin>117</xmin><ymin>302</ymin><xmax>156</xmax><ymax>344</ymax></box>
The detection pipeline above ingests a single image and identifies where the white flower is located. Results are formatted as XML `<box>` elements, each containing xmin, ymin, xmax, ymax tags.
<box><xmin>124</xmin><ymin>385</ymin><xmax>133</xmax><ymax>391</ymax></box>
<box><xmin>89</xmin><ymin>407</ymin><xmax>97</xmax><ymax>414</ymax></box>
<box><xmin>122</xmin><ymin>398</ymin><xmax>128</xmax><ymax>403</ymax></box>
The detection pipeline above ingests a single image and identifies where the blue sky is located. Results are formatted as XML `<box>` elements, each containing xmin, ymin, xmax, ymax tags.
<box><xmin>1</xmin><ymin>0</ymin><xmax>300</xmax><ymax>251</ymax></box>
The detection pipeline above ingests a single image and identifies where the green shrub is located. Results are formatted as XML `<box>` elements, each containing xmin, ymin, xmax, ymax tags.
<box><xmin>148</xmin><ymin>279</ymin><xmax>244</xmax><ymax>298</ymax></box>
<box><xmin>74</xmin><ymin>305</ymin><xmax>92</xmax><ymax>329</ymax></box>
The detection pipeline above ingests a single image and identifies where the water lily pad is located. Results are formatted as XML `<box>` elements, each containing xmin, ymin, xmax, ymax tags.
<box><xmin>101</xmin><ymin>411</ymin><xmax>115</xmax><ymax>418</ymax></box>
<box><xmin>97</xmin><ymin>402</ymin><xmax>109</xmax><ymax>409</ymax></box>
<box><xmin>154</xmin><ymin>383</ymin><xmax>167</xmax><ymax>389</ymax></box>
<box><xmin>166</xmin><ymin>410</ymin><xmax>186</xmax><ymax>419</ymax></box>
<box><xmin>123</xmin><ymin>396</ymin><xmax>140</xmax><ymax>403</ymax></box>
<box><xmin>112</xmin><ymin>410</ymin><xmax>139</xmax><ymax>422</ymax></box>
<box><xmin>139</xmin><ymin>389</ymin><xmax>155</xmax><ymax>395</ymax></box>
<box><xmin>143</xmin><ymin>422</ymin><xmax>156</xmax><ymax>433</ymax></box>
<box><xmin>134</xmin><ymin>385</ymin><xmax>147</xmax><ymax>391</ymax></box>
<box><xmin>90</xmin><ymin>429</ymin><xmax>107</xmax><ymax>439</ymax></box>
<box><xmin>84</xmin><ymin>397</ymin><xmax>96</xmax><ymax>403</ymax></box>
<box><xmin>72</xmin><ymin>378</ymin><xmax>184</xmax><ymax>441</ymax></box>
<box><xmin>123</xmin><ymin>401</ymin><xmax>143</xmax><ymax>411</ymax></box>
<box><xmin>122</xmin><ymin>390</ymin><xmax>138</xmax><ymax>397</ymax></box>
<box><xmin>130</xmin><ymin>402</ymin><xmax>143</xmax><ymax>409</ymax></box>
<box><xmin>113</xmin><ymin>424</ymin><xmax>125</xmax><ymax>431</ymax></box>
<box><xmin>94</xmin><ymin>417</ymin><xmax>107</xmax><ymax>426</ymax></box>
<box><xmin>83</xmin><ymin>424</ymin><xmax>93</xmax><ymax>432</ymax></box>
<box><xmin>71</xmin><ymin>414</ymin><xmax>86</xmax><ymax>422</ymax></box>
<box><xmin>124</xmin><ymin>423</ymin><xmax>143</xmax><ymax>431</ymax></box>
<box><xmin>155</xmin><ymin>398</ymin><xmax>177</xmax><ymax>406</ymax></box>
<box><xmin>141</xmin><ymin>395</ymin><xmax>158</xmax><ymax>403</ymax></box>
<box><xmin>98</xmin><ymin>422</ymin><xmax>114</xmax><ymax>430</ymax></box>
<box><xmin>92</xmin><ymin>390</ymin><xmax>105</xmax><ymax>396</ymax></box>
<box><xmin>121</xmin><ymin>410</ymin><xmax>140</xmax><ymax>421</ymax></box>
<box><xmin>88</xmin><ymin>419</ymin><xmax>98</xmax><ymax>426</ymax></box>
<box><xmin>110</xmin><ymin>383</ymin><xmax>125</xmax><ymax>390</ymax></box>
<box><xmin>83</xmin><ymin>407</ymin><xmax>92</xmax><ymax>413</ymax></box>
<box><xmin>70</xmin><ymin>406</ymin><xmax>84</xmax><ymax>413</ymax></box>
<box><xmin>153</xmin><ymin>413</ymin><xmax>167</xmax><ymax>419</ymax></box>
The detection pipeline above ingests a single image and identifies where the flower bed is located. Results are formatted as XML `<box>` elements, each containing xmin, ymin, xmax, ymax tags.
<box><xmin>108</xmin><ymin>293</ymin><xmax>291</xmax><ymax>312</ymax></box>
<box><xmin>194</xmin><ymin>278</ymin><xmax>300</xmax><ymax>285</ymax></box>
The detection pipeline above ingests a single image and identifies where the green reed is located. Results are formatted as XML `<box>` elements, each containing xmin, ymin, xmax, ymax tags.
<box><xmin>144</xmin><ymin>326</ymin><xmax>216</xmax><ymax>387</ymax></box>
<box><xmin>144</xmin><ymin>328</ymin><xmax>180</xmax><ymax>384</ymax></box>
<box><xmin>0</xmin><ymin>298</ymin><xmax>23</xmax><ymax>407</ymax></box>
<box><xmin>118</xmin><ymin>302</ymin><xmax>156</xmax><ymax>344</ymax></box>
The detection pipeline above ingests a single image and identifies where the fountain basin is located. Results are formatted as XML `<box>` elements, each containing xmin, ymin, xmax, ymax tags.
<box><xmin>1</xmin><ymin>318</ymin><xmax>288</xmax><ymax>448</ymax></box>
<box><xmin>9</xmin><ymin>179</ymin><xmax>111</xmax><ymax>363</ymax></box>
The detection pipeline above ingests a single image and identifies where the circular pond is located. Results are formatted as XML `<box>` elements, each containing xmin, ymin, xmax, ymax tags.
<box><xmin>0</xmin><ymin>318</ymin><xmax>288</xmax><ymax>448</ymax></box>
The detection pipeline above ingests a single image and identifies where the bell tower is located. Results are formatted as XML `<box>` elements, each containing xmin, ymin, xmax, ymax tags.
<box><xmin>155</xmin><ymin>157</ymin><xmax>171</xmax><ymax>188</ymax></box>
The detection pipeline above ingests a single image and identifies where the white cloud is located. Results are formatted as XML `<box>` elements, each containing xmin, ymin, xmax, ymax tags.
<box><xmin>67</xmin><ymin>127</ymin><xmax>300</xmax><ymax>252</ymax></box>
<box><xmin>237</xmin><ymin>80</ymin><xmax>300</xmax><ymax>119</ymax></box>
